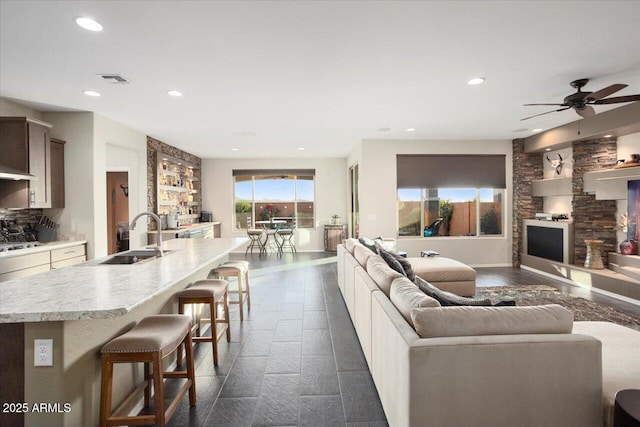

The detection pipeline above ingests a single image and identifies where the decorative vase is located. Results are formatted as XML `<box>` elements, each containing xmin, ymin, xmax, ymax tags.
<box><xmin>620</xmin><ymin>239</ymin><xmax>638</xmax><ymax>255</ymax></box>
<box><xmin>584</xmin><ymin>240</ymin><xmax>604</xmax><ymax>269</ymax></box>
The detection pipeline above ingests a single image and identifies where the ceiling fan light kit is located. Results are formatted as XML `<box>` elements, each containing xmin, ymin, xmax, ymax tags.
<box><xmin>521</xmin><ymin>78</ymin><xmax>640</xmax><ymax>121</ymax></box>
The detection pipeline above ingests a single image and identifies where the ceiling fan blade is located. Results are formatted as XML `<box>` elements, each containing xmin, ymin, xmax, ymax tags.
<box><xmin>520</xmin><ymin>107</ymin><xmax>571</xmax><ymax>121</ymax></box>
<box><xmin>586</xmin><ymin>84</ymin><xmax>627</xmax><ymax>101</ymax></box>
<box><xmin>576</xmin><ymin>106</ymin><xmax>595</xmax><ymax>118</ymax></box>
<box><xmin>594</xmin><ymin>94</ymin><xmax>640</xmax><ymax>104</ymax></box>
<box><xmin>523</xmin><ymin>103</ymin><xmax>566</xmax><ymax>106</ymax></box>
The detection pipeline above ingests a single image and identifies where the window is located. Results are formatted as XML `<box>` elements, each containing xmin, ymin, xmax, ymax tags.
<box><xmin>234</xmin><ymin>170</ymin><xmax>315</xmax><ymax>229</ymax></box>
<box><xmin>398</xmin><ymin>188</ymin><xmax>504</xmax><ymax>237</ymax></box>
<box><xmin>396</xmin><ymin>155</ymin><xmax>506</xmax><ymax>238</ymax></box>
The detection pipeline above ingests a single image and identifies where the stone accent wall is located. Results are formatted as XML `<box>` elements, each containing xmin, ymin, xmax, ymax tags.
<box><xmin>572</xmin><ymin>138</ymin><xmax>617</xmax><ymax>265</ymax></box>
<box><xmin>146</xmin><ymin>136</ymin><xmax>202</xmax><ymax>229</ymax></box>
<box><xmin>0</xmin><ymin>209</ymin><xmax>43</xmax><ymax>226</ymax></box>
<box><xmin>512</xmin><ymin>139</ymin><xmax>543</xmax><ymax>266</ymax></box>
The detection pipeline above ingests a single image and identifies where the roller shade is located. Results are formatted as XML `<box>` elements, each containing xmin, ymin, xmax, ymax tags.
<box><xmin>397</xmin><ymin>155</ymin><xmax>506</xmax><ymax>189</ymax></box>
<box><xmin>233</xmin><ymin>169</ymin><xmax>315</xmax><ymax>177</ymax></box>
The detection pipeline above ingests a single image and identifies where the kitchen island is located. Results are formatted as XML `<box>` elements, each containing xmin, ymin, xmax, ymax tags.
<box><xmin>0</xmin><ymin>237</ymin><xmax>247</xmax><ymax>427</ymax></box>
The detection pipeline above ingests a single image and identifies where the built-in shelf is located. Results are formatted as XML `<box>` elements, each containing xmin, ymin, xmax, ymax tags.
<box><xmin>583</xmin><ymin>167</ymin><xmax>640</xmax><ymax>200</ymax></box>
<box><xmin>531</xmin><ymin>177</ymin><xmax>572</xmax><ymax>197</ymax></box>
<box><xmin>187</xmin><ymin>201</ymin><xmax>199</xmax><ymax>206</ymax></box>
<box><xmin>159</xmin><ymin>185</ymin><xmax>189</xmax><ymax>193</ymax></box>
<box><xmin>158</xmin><ymin>169</ymin><xmax>178</xmax><ymax>177</ymax></box>
<box><xmin>158</xmin><ymin>200</ymin><xmax>175</xmax><ymax>206</ymax></box>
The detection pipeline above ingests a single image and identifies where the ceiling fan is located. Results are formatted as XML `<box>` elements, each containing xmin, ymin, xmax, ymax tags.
<box><xmin>521</xmin><ymin>78</ymin><xmax>640</xmax><ymax>121</ymax></box>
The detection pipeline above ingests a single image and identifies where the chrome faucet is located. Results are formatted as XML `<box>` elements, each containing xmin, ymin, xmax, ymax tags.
<box><xmin>129</xmin><ymin>212</ymin><xmax>164</xmax><ymax>257</ymax></box>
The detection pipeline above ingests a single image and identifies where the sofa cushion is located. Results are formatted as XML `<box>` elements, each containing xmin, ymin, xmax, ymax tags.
<box><xmin>409</xmin><ymin>256</ymin><xmax>476</xmax><ymax>283</ymax></box>
<box><xmin>344</xmin><ymin>238</ymin><xmax>359</xmax><ymax>254</ymax></box>
<box><xmin>376</xmin><ymin>242</ymin><xmax>416</xmax><ymax>281</ymax></box>
<box><xmin>354</xmin><ymin>244</ymin><xmax>375</xmax><ymax>267</ymax></box>
<box><xmin>366</xmin><ymin>255</ymin><xmax>404</xmax><ymax>296</ymax></box>
<box><xmin>410</xmin><ymin>304</ymin><xmax>573</xmax><ymax>338</ymax></box>
<box><xmin>390</xmin><ymin>277</ymin><xmax>440</xmax><ymax>324</ymax></box>
<box><xmin>415</xmin><ymin>277</ymin><xmax>491</xmax><ymax>306</ymax></box>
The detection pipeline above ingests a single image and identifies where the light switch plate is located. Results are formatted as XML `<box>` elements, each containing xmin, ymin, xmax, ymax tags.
<box><xmin>34</xmin><ymin>339</ymin><xmax>53</xmax><ymax>366</ymax></box>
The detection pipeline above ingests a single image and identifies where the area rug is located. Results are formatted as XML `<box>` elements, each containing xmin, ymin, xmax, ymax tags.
<box><xmin>476</xmin><ymin>285</ymin><xmax>640</xmax><ymax>331</ymax></box>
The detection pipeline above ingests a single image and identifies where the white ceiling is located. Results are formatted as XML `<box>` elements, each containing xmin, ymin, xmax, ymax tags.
<box><xmin>1</xmin><ymin>1</ymin><xmax>639</xmax><ymax>159</ymax></box>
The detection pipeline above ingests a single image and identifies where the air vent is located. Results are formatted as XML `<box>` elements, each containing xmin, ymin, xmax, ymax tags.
<box><xmin>98</xmin><ymin>74</ymin><xmax>131</xmax><ymax>84</ymax></box>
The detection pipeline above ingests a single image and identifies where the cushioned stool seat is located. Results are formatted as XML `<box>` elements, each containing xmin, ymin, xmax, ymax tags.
<box><xmin>177</xmin><ymin>279</ymin><xmax>230</xmax><ymax>366</ymax></box>
<box><xmin>100</xmin><ymin>314</ymin><xmax>196</xmax><ymax>427</ymax></box>
<box><xmin>407</xmin><ymin>256</ymin><xmax>476</xmax><ymax>296</ymax></box>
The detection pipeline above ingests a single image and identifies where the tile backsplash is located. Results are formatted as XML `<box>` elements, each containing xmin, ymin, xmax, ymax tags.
<box><xmin>0</xmin><ymin>208</ymin><xmax>43</xmax><ymax>226</ymax></box>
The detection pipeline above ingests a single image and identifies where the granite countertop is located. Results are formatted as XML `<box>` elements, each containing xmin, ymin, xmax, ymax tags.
<box><xmin>0</xmin><ymin>240</ymin><xmax>87</xmax><ymax>261</ymax></box>
<box><xmin>148</xmin><ymin>222</ymin><xmax>221</xmax><ymax>234</ymax></box>
<box><xmin>0</xmin><ymin>237</ymin><xmax>248</xmax><ymax>323</ymax></box>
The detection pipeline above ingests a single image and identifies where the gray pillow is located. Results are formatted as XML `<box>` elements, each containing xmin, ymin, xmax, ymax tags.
<box><xmin>414</xmin><ymin>276</ymin><xmax>492</xmax><ymax>306</ymax></box>
<box><xmin>377</xmin><ymin>246</ymin><xmax>406</xmax><ymax>277</ymax></box>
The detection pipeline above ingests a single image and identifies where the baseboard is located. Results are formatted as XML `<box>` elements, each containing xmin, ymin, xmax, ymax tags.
<box><xmin>470</xmin><ymin>263</ymin><xmax>512</xmax><ymax>268</ymax></box>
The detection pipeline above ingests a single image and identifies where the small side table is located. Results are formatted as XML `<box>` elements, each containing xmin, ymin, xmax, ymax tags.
<box><xmin>324</xmin><ymin>224</ymin><xmax>348</xmax><ymax>252</ymax></box>
<box><xmin>615</xmin><ymin>389</ymin><xmax>640</xmax><ymax>427</ymax></box>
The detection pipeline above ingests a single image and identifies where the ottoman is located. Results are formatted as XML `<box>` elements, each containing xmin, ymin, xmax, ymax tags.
<box><xmin>408</xmin><ymin>256</ymin><xmax>476</xmax><ymax>296</ymax></box>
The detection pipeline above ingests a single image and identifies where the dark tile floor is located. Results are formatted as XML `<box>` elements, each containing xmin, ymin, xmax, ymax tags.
<box><xmin>161</xmin><ymin>253</ymin><xmax>640</xmax><ymax>427</ymax></box>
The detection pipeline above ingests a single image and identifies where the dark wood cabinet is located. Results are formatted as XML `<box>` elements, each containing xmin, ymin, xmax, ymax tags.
<box><xmin>50</xmin><ymin>138</ymin><xmax>65</xmax><ymax>208</ymax></box>
<box><xmin>0</xmin><ymin>117</ymin><xmax>52</xmax><ymax>208</ymax></box>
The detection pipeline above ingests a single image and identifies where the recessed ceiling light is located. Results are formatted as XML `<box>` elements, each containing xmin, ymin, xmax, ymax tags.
<box><xmin>167</xmin><ymin>90</ymin><xmax>183</xmax><ymax>97</ymax></box>
<box><xmin>603</xmin><ymin>134</ymin><xmax>613</xmax><ymax>138</ymax></box>
<box><xmin>75</xmin><ymin>17</ymin><xmax>103</xmax><ymax>32</ymax></box>
<box><xmin>82</xmin><ymin>90</ymin><xmax>101</xmax><ymax>97</ymax></box>
<box><xmin>545</xmin><ymin>148</ymin><xmax>552</xmax><ymax>152</ymax></box>
<box><xmin>512</xmin><ymin>128</ymin><xmax>528</xmax><ymax>133</ymax></box>
<box><xmin>532</xmin><ymin>128</ymin><xmax>543</xmax><ymax>133</ymax></box>
<box><xmin>377</xmin><ymin>127</ymin><xmax>391</xmax><ymax>132</ymax></box>
<box><xmin>406</xmin><ymin>128</ymin><xmax>416</xmax><ymax>132</ymax></box>
<box><xmin>467</xmin><ymin>77</ymin><xmax>486</xmax><ymax>85</ymax></box>
<box><xmin>231</xmin><ymin>148</ymin><xmax>239</xmax><ymax>151</ymax></box>
<box><xmin>298</xmin><ymin>148</ymin><xmax>305</xmax><ymax>151</ymax></box>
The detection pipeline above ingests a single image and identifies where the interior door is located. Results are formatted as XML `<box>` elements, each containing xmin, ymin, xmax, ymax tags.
<box><xmin>106</xmin><ymin>172</ymin><xmax>129</xmax><ymax>255</ymax></box>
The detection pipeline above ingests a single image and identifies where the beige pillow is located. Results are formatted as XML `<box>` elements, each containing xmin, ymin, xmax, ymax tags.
<box><xmin>366</xmin><ymin>255</ymin><xmax>404</xmax><ymax>296</ymax></box>
<box><xmin>354</xmin><ymin>244</ymin><xmax>375</xmax><ymax>267</ymax></box>
<box><xmin>344</xmin><ymin>238</ymin><xmax>359</xmax><ymax>254</ymax></box>
<box><xmin>390</xmin><ymin>277</ymin><xmax>440</xmax><ymax>324</ymax></box>
<box><xmin>410</xmin><ymin>304</ymin><xmax>573</xmax><ymax>338</ymax></box>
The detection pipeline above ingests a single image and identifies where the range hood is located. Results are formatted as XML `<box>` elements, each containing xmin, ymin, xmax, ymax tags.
<box><xmin>0</xmin><ymin>165</ymin><xmax>36</xmax><ymax>180</ymax></box>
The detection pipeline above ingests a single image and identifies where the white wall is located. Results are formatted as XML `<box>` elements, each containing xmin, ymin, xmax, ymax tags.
<box><xmin>201</xmin><ymin>157</ymin><xmax>348</xmax><ymax>252</ymax></box>
<box><xmin>41</xmin><ymin>112</ymin><xmax>147</xmax><ymax>259</ymax></box>
<box><xmin>0</xmin><ymin>98</ymin><xmax>43</xmax><ymax>119</ymax></box>
<box><xmin>95</xmin><ymin>114</ymin><xmax>148</xmax><ymax>257</ymax></box>
<box><xmin>42</xmin><ymin>112</ymin><xmax>96</xmax><ymax>257</ymax></box>
<box><xmin>356</xmin><ymin>139</ymin><xmax>513</xmax><ymax>266</ymax></box>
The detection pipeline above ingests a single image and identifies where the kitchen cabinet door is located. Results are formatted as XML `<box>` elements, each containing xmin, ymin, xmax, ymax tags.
<box><xmin>28</xmin><ymin>121</ymin><xmax>52</xmax><ymax>208</ymax></box>
<box><xmin>50</xmin><ymin>138</ymin><xmax>65</xmax><ymax>208</ymax></box>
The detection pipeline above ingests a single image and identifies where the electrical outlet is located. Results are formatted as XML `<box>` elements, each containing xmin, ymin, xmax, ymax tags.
<box><xmin>34</xmin><ymin>339</ymin><xmax>53</xmax><ymax>366</ymax></box>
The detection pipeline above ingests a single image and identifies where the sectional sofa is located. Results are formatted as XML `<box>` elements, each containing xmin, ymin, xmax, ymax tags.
<box><xmin>337</xmin><ymin>238</ymin><xmax>640</xmax><ymax>427</ymax></box>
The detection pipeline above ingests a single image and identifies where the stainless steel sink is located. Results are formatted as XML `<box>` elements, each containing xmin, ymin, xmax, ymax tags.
<box><xmin>99</xmin><ymin>249</ymin><xmax>173</xmax><ymax>265</ymax></box>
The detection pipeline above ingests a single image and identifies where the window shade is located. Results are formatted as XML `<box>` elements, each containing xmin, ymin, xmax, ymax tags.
<box><xmin>233</xmin><ymin>169</ymin><xmax>316</xmax><ymax>177</ymax></box>
<box><xmin>396</xmin><ymin>155</ymin><xmax>506</xmax><ymax>189</ymax></box>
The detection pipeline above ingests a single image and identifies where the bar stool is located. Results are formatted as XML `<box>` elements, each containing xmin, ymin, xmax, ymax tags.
<box><xmin>276</xmin><ymin>228</ymin><xmax>296</xmax><ymax>256</ymax></box>
<box><xmin>177</xmin><ymin>279</ymin><xmax>231</xmax><ymax>366</ymax></box>
<box><xmin>99</xmin><ymin>314</ymin><xmax>196</xmax><ymax>427</ymax></box>
<box><xmin>245</xmin><ymin>229</ymin><xmax>264</xmax><ymax>255</ymax></box>
<box><xmin>209</xmin><ymin>262</ymin><xmax>251</xmax><ymax>320</ymax></box>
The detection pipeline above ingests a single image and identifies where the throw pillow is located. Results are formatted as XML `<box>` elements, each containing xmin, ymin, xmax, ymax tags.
<box><xmin>373</xmin><ymin>241</ymin><xmax>416</xmax><ymax>281</ymax></box>
<box><xmin>377</xmin><ymin>246</ymin><xmax>407</xmax><ymax>277</ymax></box>
<box><xmin>414</xmin><ymin>276</ymin><xmax>493</xmax><ymax>306</ymax></box>
<box><xmin>390</xmin><ymin>277</ymin><xmax>440</xmax><ymax>325</ymax></box>
<box><xmin>359</xmin><ymin>237</ymin><xmax>379</xmax><ymax>253</ymax></box>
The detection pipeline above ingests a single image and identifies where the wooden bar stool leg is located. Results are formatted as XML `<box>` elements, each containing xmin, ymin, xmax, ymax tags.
<box><xmin>245</xmin><ymin>270</ymin><xmax>251</xmax><ymax>310</ymax></box>
<box><xmin>237</xmin><ymin>273</ymin><xmax>244</xmax><ymax>321</ymax></box>
<box><xmin>144</xmin><ymin>361</ymin><xmax>152</xmax><ymax>407</ymax></box>
<box><xmin>224</xmin><ymin>289</ymin><xmax>231</xmax><ymax>342</ymax></box>
<box><xmin>177</xmin><ymin>300</ymin><xmax>185</xmax><ymax>366</ymax></box>
<box><xmin>210</xmin><ymin>298</ymin><xmax>220</xmax><ymax>366</ymax></box>
<box><xmin>99</xmin><ymin>354</ymin><xmax>113</xmax><ymax>427</ymax></box>
<box><xmin>152</xmin><ymin>352</ymin><xmax>166</xmax><ymax>427</ymax></box>
<box><xmin>184</xmin><ymin>329</ymin><xmax>197</xmax><ymax>406</ymax></box>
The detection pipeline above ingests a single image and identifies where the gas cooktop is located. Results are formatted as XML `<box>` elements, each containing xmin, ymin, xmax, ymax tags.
<box><xmin>0</xmin><ymin>242</ymin><xmax>42</xmax><ymax>253</ymax></box>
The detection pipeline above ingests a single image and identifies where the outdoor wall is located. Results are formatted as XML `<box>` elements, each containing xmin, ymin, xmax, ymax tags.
<box><xmin>357</xmin><ymin>139</ymin><xmax>513</xmax><ymax>266</ymax></box>
<box><xmin>201</xmin><ymin>157</ymin><xmax>348</xmax><ymax>252</ymax></box>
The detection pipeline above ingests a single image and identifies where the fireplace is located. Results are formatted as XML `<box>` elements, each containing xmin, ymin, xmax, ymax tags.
<box><xmin>523</xmin><ymin>219</ymin><xmax>574</xmax><ymax>264</ymax></box>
